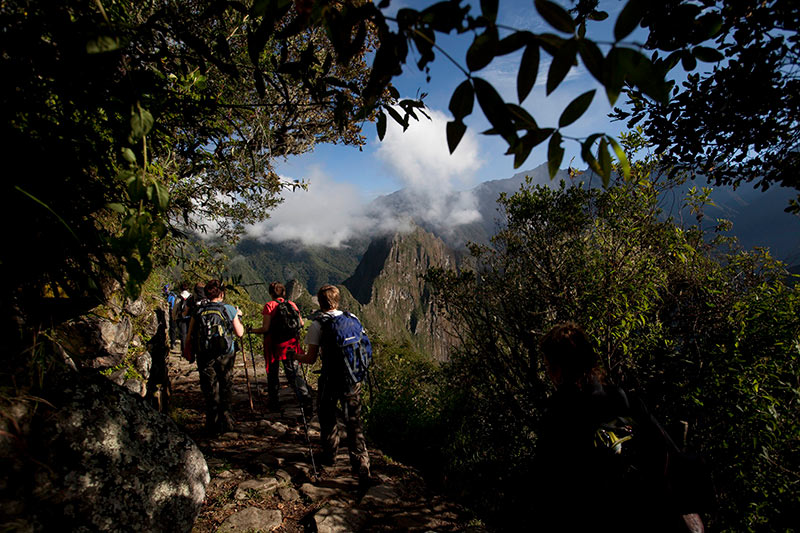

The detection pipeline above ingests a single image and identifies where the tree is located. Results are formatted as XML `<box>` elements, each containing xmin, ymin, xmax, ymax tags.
<box><xmin>612</xmin><ymin>0</ymin><xmax>800</xmax><ymax>209</ymax></box>
<box><xmin>422</xmin><ymin>134</ymin><xmax>799</xmax><ymax>530</ymax></box>
<box><xmin>0</xmin><ymin>0</ymin><xmax>381</xmax><ymax>310</ymax></box>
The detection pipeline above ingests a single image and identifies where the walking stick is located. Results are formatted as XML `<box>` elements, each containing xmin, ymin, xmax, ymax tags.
<box><xmin>246</xmin><ymin>332</ymin><xmax>261</xmax><ymax>397</ymax></box>
<box><xmin>289</xmin><ymin>350</ymin><xmax>317</xmax><ymax>477</ymax></box>
<box><xmin>239</xmin><ymin>340</ymin><xmax>254</xmax><ymax>411</ymax></box>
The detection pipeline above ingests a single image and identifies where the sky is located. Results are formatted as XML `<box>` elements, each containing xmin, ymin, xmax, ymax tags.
<box><xmin>243</xmin><ymin>0</ymin><xmax>639</xmax><ymax>246</ymax></box>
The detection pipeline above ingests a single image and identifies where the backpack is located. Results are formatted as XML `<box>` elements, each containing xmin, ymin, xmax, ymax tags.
<box><xmin>270</xmin><ymin>300</ymin><xmax>302</xmax><ymax>343</ymax></box>
<box><xmin>194</xmin><ymin>301</ymin><xmax>234</xmax><ymax>357</ymax></box>
<box><xmin>172</xmin><ymin>294</ymin><xmax>187</xmax><ymax>321</ymax></box>
<box><xmin>319</xmin><ymin>311</ymin><xmax>373</xmax><ymax>385</ymax></box>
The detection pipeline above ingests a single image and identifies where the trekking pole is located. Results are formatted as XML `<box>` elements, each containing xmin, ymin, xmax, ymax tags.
<box><xmin>246</xmin><ymin>332</ymin><xmax>261</xmax><ymax>398</ymax></box>
<box><xmin>239</xmin><ymin>340</ymin><xmax>255</xmax><ymax>411</ymax></box>
<box><xmin>290</xmin><ymin>350</ymin><xmax>318</xmax><ymax>477</ymax></box>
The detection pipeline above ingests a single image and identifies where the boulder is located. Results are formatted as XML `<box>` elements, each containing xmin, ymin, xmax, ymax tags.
<box><xmin>28</xmin><ymin>373</ymin><xmax>209</xmax><ymax>532</ymax></box>
<box><xmin>216</xmin><ymin>507</ymin><xmax>282</xmax><ymax>533</ymax></box>
<box><xmin>57</xmin><ymin>314</ymin><xmax>133</xmax><ymax>369</ymax></box>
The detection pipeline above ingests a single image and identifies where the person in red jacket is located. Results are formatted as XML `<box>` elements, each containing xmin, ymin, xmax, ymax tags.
<box><xmin>249</xmin><ymin>282</ymin><xmax>312</xmax><ymax>414</ymax></box>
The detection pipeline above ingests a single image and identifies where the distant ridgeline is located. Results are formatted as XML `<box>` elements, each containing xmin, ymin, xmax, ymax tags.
<box><xmin>228</xmin><ymin>163</ymin><xmax>800</xmax><ymax>359</ymax></box>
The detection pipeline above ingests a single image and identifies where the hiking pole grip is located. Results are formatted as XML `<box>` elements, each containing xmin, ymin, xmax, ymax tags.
<box><xmin>240</xmin><ymin>340</ymin><xmax>254</xmax><ymax>411</ymax></box>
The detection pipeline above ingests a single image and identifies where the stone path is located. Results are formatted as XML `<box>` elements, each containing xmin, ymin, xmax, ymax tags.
<box><xmin>169</xmin><ymin>342</ymin><xmax>484</xmax><ymax>532</ymax></box>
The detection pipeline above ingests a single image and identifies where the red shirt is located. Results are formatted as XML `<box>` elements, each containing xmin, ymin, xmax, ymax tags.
<box><xmin>261</xmin><ymin>298</ymin><xmax>301</xmax><ymax>367</ymax></box>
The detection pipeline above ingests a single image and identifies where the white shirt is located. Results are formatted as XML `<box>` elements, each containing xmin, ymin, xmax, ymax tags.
<box><xmin>304</xmin><ymin>310</ymin><xmax>344</xmax><ymax>346</ymax></box>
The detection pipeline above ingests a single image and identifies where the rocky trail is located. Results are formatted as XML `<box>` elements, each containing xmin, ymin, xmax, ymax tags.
<box><xmin>168</xmin><ymin>342</ymin><xmax>483</xmax><ymax>533</ymax></box>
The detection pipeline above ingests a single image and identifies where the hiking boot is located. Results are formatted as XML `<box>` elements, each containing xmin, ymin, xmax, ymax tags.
<box><xmin>356</xmin><ymin>466</ymin><xmax>374</xmax><ymax>488</ymax></box>
<box><xmin>219</xmin><ymin>412</ymin><xmax>236</xmax><ymax>433</ymax></box>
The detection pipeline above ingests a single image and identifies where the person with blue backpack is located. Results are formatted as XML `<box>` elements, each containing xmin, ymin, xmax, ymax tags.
<box><xmin>291</xmin><ymin>284</ymin><xmax>373</xmax><ymax>486</ymax></box>
<box><xmin>184</xmin><ymin>279</ymin><xmax>244</xmax><ymax>435</ymax></box>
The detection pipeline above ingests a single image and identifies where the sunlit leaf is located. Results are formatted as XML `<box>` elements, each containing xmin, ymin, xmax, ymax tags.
<box><xmin>86</xmin><ymin>36</ymin><xmax>120</xmax><ymax>54</ymax></box>
<box><xmin>598</xmin><ymin>137</ymin><xmax>612</xmax><ymax>186</ymax></box>
<box><xmin>607</xmin><ymin>136</ymin><xmax>630</xmax><ymax>180</ymax></box>
<box><xmin>121</xmin><ymin>148</ymin><xmax>136</xmax><ymax>164</ymax></box>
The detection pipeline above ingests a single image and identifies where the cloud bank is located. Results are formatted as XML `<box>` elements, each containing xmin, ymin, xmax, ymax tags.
<box><xmin>245</xmin><ymin>106</ymin><xmax>485</xmax><ymax>247</ymax></box>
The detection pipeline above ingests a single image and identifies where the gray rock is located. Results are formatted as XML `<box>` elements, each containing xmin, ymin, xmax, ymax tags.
<box><xmin>109</xmin><ymin>368</ymin><xmax>126</xmax><ymax>385</ymax></box>
<box><xmin>125</xmin><ymin>297</ymin><xmax>148</xmax><ymax>317</ymax></box>
<box><xmin>234</xmin><ymin>478</ymin><xmax>279</xmax><ymax>500</ymax></box>
<box><xmin>274</xmin><ymin>469</ymin><xmax>292</xmax><ymax>484</ymax></box>
<box><xmin>360</xmin><ymin>483</ymin><xmax>399</xmax><ymax>507</ymax></box>
<box><xmin>29</xmin><ymin>373</ymin><xmax>209</xmax><ymax>532</ymax></box>
<box><xmin>135</xmin><ymin>351</ymin><xmax>152</xmax><ymax>377</ymax></box>
<box><xmin>314</xmin><ymin>505</ymin><xmax>366</xmax><ymax>533</ymax></box>
<box><xmin>278</xmin><ymin>486</ymin><xmax>300</xmax><ymax>502</ymax></box>
<box><xmin>216</xmin><ymin>507</ymin><xmax>282</xmax><ymax>532</ymax></box>
<box><xmin>258</xmin><ymin>420</ymin><xmax>288</xmax><ymax>438</ymax></box>
<box><xmin>299</xmin><ymin>483</ymin><xmax>341</xmax><ymax>502</ymax></box>
<box><xmin>58</xmin><ymin>314</ymin><xmax>133</xmax><ymax>369</ymax></box>
<box><xmin>123</xmin><ymin>378</ymin><xmax>145</xmax><ymax>397</ymax></box>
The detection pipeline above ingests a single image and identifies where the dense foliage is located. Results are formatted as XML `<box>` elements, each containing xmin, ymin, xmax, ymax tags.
<box><xmin>367</xmin><ymin>137</ymin><xmax>800</xmax><ymax>531</ymax></box>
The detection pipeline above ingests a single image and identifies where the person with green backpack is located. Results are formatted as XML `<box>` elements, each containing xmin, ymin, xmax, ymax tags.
<box><xmin>533</xmin><ymin>322</ymin><xmax>713</xmax><ymax>532</ymax></box>
<box><xmin>184</xmin><ymin>279</ymin><xmax>244</xmax><ymax>435</ymax></box>
<box><xmin>248</xmin><ymin>281</ymin><xmax>312</xmax><ymax>414</ymax></box>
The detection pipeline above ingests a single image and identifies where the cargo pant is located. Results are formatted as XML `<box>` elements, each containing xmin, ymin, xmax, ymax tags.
<box><xmin>317</xmin><ymin>374</ymin><xmax>370</xmax><ymax>476</ymax></box>
<box><xmin>197</xmin><ymin>350</ymin><xmax>235</xmax><ymax>433</ymax></box>
<box><xmin>267</xmin><ymin>356</ymin><xmax>312</xmax><ymax>407</ymax></box>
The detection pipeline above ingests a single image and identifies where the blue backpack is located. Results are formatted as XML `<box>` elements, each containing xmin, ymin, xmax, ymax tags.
<box><xmin>320</xmin><ymin>311</ymin><xmax>373</xmax><ymax>384</ymax></box>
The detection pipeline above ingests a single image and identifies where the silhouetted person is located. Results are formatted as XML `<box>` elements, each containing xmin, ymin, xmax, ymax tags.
<box><xmin>534</xmin><ymin>322</ymin><xmax>707</xmax><ymax>533</ymax></box>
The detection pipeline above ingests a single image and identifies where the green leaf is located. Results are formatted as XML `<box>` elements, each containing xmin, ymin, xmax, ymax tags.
<box><xmin>517</xmin><ymin>43</ymin><xmax>540</xmax><ymax>103</ymax></box>
<box><xmin>546</xmin><ymin>39</ymin><xmax>577</xmax><ymax>95</ymax></box>
<box><xmin>449</xmin><ymin>80</ymin><xmax>475</xmax><ymax>120</ymax></box>
<box><xmin>466</xmin><ymin>27</ymin><xmax>498</xmax><ymax>72</ymax></box>
<box><xmin>107</xmin><ymin>203</ymin><xmax>126</xmax><ymax>214</ymax></box>
<box><xmin>497</xmin><ymin>31</ymin><xmax>531</xmax><ymax>56</ymax></box>
<box><xmin>607</xmin><ymin>136</ymin><xmax>631</xmax><ymax>180</ymax></box>
<box><xmin>86</xmin><ymin>36</ymin><xmax>120</xmax><ymax>54</ymax></box>
<box><xmin>614</xmin><ymin>0</ymin><xmax>644</xmax><ymax>42</ymax></box>
<box><xmin>130</xmin><ymin>106</ymin><xmax>154</xmax><ymax>141</ymax></box>
<box><xmin>547</xmin><ymin>132</ymin><xmax>564</xmax><ymax>178</ymax></box>
<box><xmin>153</xmin><ymin>181</ymin><xmax>169</xmax><ymax>211</ymax></box>
<box><xmin>447</xmin><ymin>120</ymin><xmax>467</xmax><ymax>154</ymax></box>
<box><xmin>121</xmin><ymin>148</ymin><xmax>136</xmax><ymax>164</ymax></box>
<box><xmin>693</xmin><ymin>46</ymin><xmax>724</xmax><ymax>63</ymax></box>
<box><xmin>377</xmin><ymin>110</ymin><xmax>387</xmax><ymax>140</ymax></box>
<box><xmin>480</xmin><ymin>0</ymin><xmax>499</xmax><ymax>22</ymax></box>
<box><xmin>559</xmin><ymin>89</ymin><xmax>595</xmax><ymax>128</ymax></box>
<box><xmin>681</xmin><ymin>50</ymin><xmax>697</xmax><ymax>71</ymax></box>
<box><xmin>578</xmin><ymin>39</ymin><xmax>604</xmax><ymax>82</ymax></box>
<box><xmin>535</xmin><ymin>0</ymin><xmax>575</xmax><ymax>34</ymax></box>
<box><xmin>598</xmin><ymin>138</ymin><xmax>612</xmax><ymax>186</ymax></box>
<box><xmin>473</xmin><ymin>78</ymin><xmax>515</xmax><ymax>140</ymax></box>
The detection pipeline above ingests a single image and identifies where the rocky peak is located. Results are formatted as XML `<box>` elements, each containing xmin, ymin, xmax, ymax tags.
<box><xmin>343</xmin><ymin>224</ymin><xmax>457</xmax><ymax>361</ymax></box>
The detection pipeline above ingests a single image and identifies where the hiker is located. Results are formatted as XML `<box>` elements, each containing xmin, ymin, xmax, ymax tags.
<box><xmin>533</xmin><ymin>322</ymin><xmax>711</xmax><ymax>533</ymax></box>
<box><xmin>248</xmin><ymin>281</ymin><xmax>313</xmax><ymax>414</ymax></box>
<box><xmin>173</xmin><ymin>283</ymin><xmax>192</xmax><ymax>353</ymax></box>
<box><xmin>291</xmin><ymin>284</ymin><xmax>372</xmax><ymax>485</ymax></box>
<box><xmin>184</xmin><ymin>279</ymin><xmax>244</xmax><ymax>434</ymax></box>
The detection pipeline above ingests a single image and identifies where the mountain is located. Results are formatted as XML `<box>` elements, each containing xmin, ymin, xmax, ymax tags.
<box><xmin>343</xmin><ymin>224</ymin><xmax>458</xmax><ymax>361</ymax></box>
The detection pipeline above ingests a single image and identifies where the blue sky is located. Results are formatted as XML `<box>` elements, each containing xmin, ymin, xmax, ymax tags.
<box><xmin>244</xmin><ymin>0</ymin><xmax>645</xmax><ymax>245</ymax></box>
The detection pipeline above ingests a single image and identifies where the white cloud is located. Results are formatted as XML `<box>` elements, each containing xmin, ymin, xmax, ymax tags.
<box><xmin>244</xmin><ymin>106</ymin><xmax>487</xmax><ymax>247</ymax></box>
